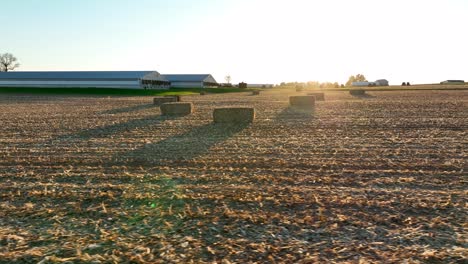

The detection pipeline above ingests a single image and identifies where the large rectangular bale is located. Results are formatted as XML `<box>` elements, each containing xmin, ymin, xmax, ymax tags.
<box><xmin>307</xmin><ymin>92</ymin><xmax>325</xmax><ymax>101</ymax></box>
<box><xmin>349</xmin><ymin>90</ymin><xmax>366</xmax><ymax>96</ymax></box>
<box><xmin>160</xmin><ymin>102</ymin><xmax>193</xmax><ymax>116</ymax></box>
<box><xmin>213</xmin><ymin>107</ymin><xmax>255</xmax><ymax>123</ymax></box>
<box><xmin>289</xmin><ymin>96</ymin><xmax>316</xmax><ymax>109</ymax></box>
<box><xmin>153</xmin><ymin>96</ymin><xmax>179</xmax><ymax>105</ymax></box>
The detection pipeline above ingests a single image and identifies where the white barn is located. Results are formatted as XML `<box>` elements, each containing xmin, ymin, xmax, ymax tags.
<box><xmin>375</xmin><ymin>79</ymin><xmax>389</xmax><ymax>86</ymax></box>
<box><xmin>352</xmin><ymin>81</ymin><xmax>375</xmax><ymax>87</ymax></box>
<box><xmin>162</xmin><ymin>74</ymin><xmax>218</xmax><ymax>88</ymax></box>
<box><xmin>0</xmin><ymin>71</ymin><xmax>170</xmax><ymax>89</ymax></box>
<box><xmin>440</xmin><ymin>80</ymin><xmax>464</xmax><ymax>84</ymax></box>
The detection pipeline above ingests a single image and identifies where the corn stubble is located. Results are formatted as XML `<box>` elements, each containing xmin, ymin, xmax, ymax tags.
<box><xmin>0</xmin><ymin>91</ymin><xmax>466</xmax><ymax>263</ymax></box>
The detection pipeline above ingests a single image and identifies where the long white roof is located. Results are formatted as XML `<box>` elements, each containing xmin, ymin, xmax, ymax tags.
<box><xmin>0</xmin><ymin>71</ymin><xmax>167</xmax><ymax>81</ymax></box>
<box><xmin>162</xmin><ymin>74</ymin><xmax>217</xmax><ymax>83</ymax></box>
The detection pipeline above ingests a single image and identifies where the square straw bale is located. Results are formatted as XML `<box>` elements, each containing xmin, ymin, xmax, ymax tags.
<box><xmin>289</xmin><ymin>96</ymin><xmax>316</xmax><ymax>109</ymax></box>
<box><xmin>160</xmin><ymin>102</ymin><xmax>193</xmax><ymax>116</ymax></box>
<box><xmin>349</xmin><ymin>90</ymin><xmax>366</xmax><ymax>95</ymax></box>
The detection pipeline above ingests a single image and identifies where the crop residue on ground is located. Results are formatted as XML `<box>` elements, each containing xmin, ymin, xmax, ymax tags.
<box><xmin>0</xmin><ymin>90</ymin><xmax>466</xmax><ymax>263</ymax></box>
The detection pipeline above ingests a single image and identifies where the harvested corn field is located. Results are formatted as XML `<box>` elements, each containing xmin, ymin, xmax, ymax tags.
<box><xmin>0</xmin><ymin>90</ymin><xmax>466</xmax><ymax>263</ymax></box>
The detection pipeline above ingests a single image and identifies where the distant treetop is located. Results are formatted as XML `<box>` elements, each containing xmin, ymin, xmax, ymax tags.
<box><xmin>0</xmin><ymin>53</ymin><xmax>20</xmax><ymax>72</ymax></box>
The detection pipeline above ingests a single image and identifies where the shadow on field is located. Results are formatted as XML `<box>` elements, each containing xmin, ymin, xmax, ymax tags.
<box><xmin>351</xmin><ymin>93</ymin><xmax>375</xmax><ymax>99</ymax></box>
<box><xmin>275</xmin><ymin>107</ymin><xmax>315</xmax><ymax>121</ymax></box>
<box><xmin>0</xmin><ymin>94</ymin><xmax>71</xmax><ymax>104</ymax></box>
<box><xmin>55</xmin><ymin>115</ymin><xmax>179</xmax><ymax>141</ymax></box>
<box><xmin>116</xmin><ymin>122</ymin><xmax>250</xmax><ymax>163</ymax></box>
<box><xmin>99</xmin><ymin>103</ymin><xmax>157</xmax><ymax>115</ymax></box>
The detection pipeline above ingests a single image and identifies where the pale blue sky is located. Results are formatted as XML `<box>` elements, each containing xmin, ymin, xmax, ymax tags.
<box><xmin>2</xmin><ymin>0</ymin><xmax>467</xmax><ymax>84</ymax></box>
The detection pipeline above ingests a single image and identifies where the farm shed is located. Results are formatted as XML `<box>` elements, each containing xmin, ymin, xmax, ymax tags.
<box><xmin>375</xmin><ymin>79</ymin><xmax>389</xmax><ymax>86</ymax></box>
<box><xmin>440</xmin><ymin>80</ymin><xmax>465</xmax><ymax>84</ymax></box>
<box><xmin>162</xmin><ymin>74</ymin><xmax>218</xmax><ymax>88</ymax></box>
<box><xmin>352</xmin><ymin>81</ymin><xmax>375</xmax><ymax>87</ymax></box>
<box><xmin>0</xmin><ymin>71</ymin><xmax>170</xmax><ymax>89</ymax></box>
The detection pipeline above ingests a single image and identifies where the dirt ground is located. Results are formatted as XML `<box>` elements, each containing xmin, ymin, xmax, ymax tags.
<box><xmin>0</xmin><ymin>90</ymin><xmax>466</xmax><ymax>263</ymax></box>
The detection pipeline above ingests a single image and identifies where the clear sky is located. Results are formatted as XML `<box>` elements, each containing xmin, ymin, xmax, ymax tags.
<box><xmin>2</xmin><ymin>0</ymin><xmax>467</xmax><ymax>84</ymax></box>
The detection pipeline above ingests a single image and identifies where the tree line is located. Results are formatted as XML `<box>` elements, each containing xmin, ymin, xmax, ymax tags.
<box><xmin>279</xmin><ymin>74</ymin><xmax>368</xmax><ymax>88</ymax></box>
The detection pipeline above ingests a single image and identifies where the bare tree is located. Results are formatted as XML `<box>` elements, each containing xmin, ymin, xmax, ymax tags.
<box><xmin>225</xmin><ymin>75</ymin><xmax>232</xmax><ymax>84</ymax></box>
<box><xmin>0</xmin><ymin>53</ymin><xmax>20</xmax><ymax>72</ymax></box>
<box><xmin>345</xmin><ymin>74</ymin><xmax>367</xmax><ymax>86</ymax></box>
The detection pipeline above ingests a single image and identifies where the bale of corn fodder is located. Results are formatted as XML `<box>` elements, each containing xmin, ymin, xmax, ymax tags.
<box><xmin>349</xmin><ymin>90</ymin><xmax>366</xmax><ymax>96</ymax></box>
<box><xmin>252</xmin><ymin>90</ymin><xmax>261</xmax><ymax>95</ymax></box>
<box><xmin>213</xmin><ymin>107</ymin><xmax>255</xmax><ymax>123</ymax></box>
<box><xmin>170</xmin><ymin>95</ymin><xmax>182</xmax><ymax>101</ymax></box>
<box><xmin>307</xmin><ymin>92</ymin><xmax>325</xmax><ymax>101</ymax></box>
<box><xmin>160</xmin><ymin>102</ymin><xmax>193</xmax><ymax>116</ymax></box>
<box><xmin>153</xmin><ymin>96</ymin><xmax>179</xmax><ymax>105</ymax></box>
<box><xmin>289</xmin><ymin>96</ymin><xmax>316</xmax><ymax>110</ymax></box>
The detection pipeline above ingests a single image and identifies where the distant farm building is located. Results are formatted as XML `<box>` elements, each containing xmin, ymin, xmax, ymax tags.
<box><xmin>162</xmin><ymin>74</ymin><xmax>218</xmax><ymax>88</ymax></box>
<box><xmin>352</xmin><ymin>79</ymin><xmax>389</xmax><ymax>87</ymax></box>
<box><xmin>375</xmin><ymin>79</ymin><xmax>389</xmax><ymax>86</ymax></box>
<box><xmin>440</xmin><ymin>80</ymin><xmax>465</xmax><ymax>84</ymax></box>
<box><xmin>352</xmin><ymin>81</ymin><xmax>374</xmax><ymax>87</ymax></box>
<box><xmin>0</xmin><ymin>71</ymin><xmax>170</xmax><ymax>89</ymax></box>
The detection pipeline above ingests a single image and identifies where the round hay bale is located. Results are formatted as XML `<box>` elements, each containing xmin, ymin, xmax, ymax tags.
<box><xmin>289</xmin><ymin>96</ymin><xmax>316</xmax><ymax>109</ymax></box>
<box><xmin>200</xmin><ymin>91</ymin><xmax>207</xmax><ymax>95</ymax></box>
<box><xmin>349</xmin><ymin>90</ymin><xmax>366</xmax><ymax>96</ymax></box>
<box><xmin>153</xmin><ymin>96</ymin><xmax>178</xmax><ymax>105</ymax></box>
<box><xmin>295</xmin><ymin>86</ymin><xmax>303</xmax><ymax>92</ymax></box>
<box><xmin>252</xmin><ymin>90</ymin><xmax>261</xmax><ymax>95</ymax></box>
<box><xmin>160</xmin><ymin>102</ymin><xmax>193</xmax><ymax>116</ymax></box>
<box><xmin>213</xmin><ymin>107</ymin><xmax>255</xmax><ymax>123</ymax></box>
<box><xmin>307</xmin><ymin>92</ymin><xmax>325</xmax><ymax>101</ymax></box>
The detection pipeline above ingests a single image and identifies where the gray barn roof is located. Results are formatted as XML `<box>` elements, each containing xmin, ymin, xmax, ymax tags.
<box><xmin>162</xmin><ymin>74</ymin><xmax>217</xmax><ymax>83</ymax></box>
<box><xmin>0</xmin><ymin>71</ymin><xmax>164</xmax><ymax>80</ymax></box>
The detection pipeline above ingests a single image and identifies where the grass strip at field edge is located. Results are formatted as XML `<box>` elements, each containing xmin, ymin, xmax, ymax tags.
<box><xmin>0</xmin><ymin>87</ymin><xmax>258</xmax><ymax>96</ymax></box>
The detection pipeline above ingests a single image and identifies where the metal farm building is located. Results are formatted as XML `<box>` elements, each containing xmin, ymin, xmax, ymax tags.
<box><xmin>0</xmin><ymin>71</ymin><xmax>170</xmax><ymax>89</ymax></box>
<box><xmin>162</xmin><ymin>74</ymin><xmax>218</xmax><ymax>88</ymax></box>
